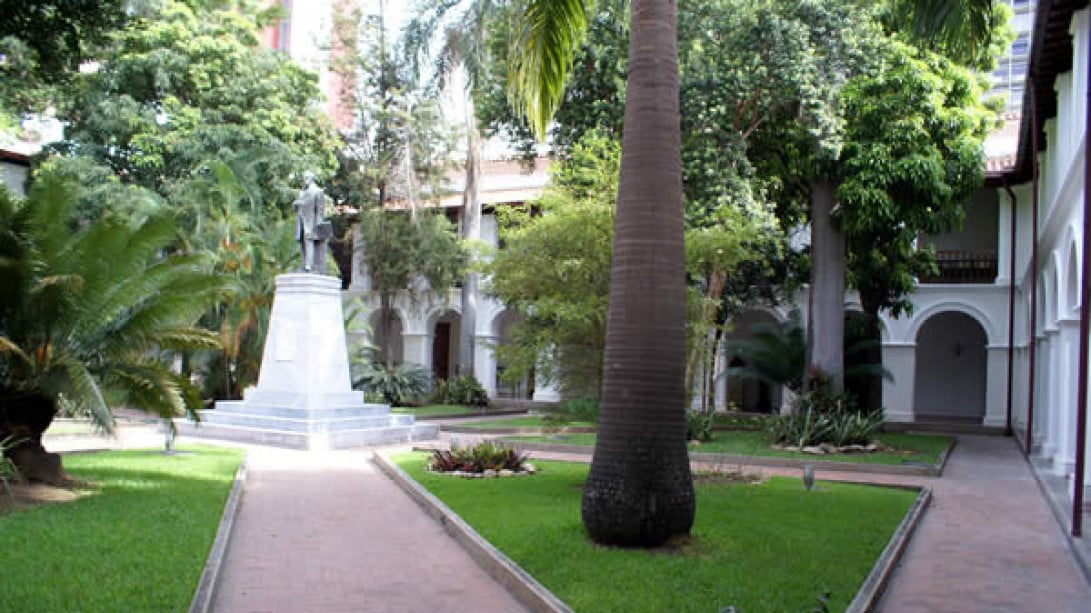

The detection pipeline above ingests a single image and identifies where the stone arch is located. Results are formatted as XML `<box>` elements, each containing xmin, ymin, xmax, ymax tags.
<box><xmin>1065</xmin><ymin>238</ymin><xmax>1080</xmax><ymax>316</ymax></box>
<box><xmin>427</xmin><ymin>307</ymin><xmax>461</xmax><ymax>381</ymax></box>
<box><xmin>913</xmin><ymin>311</ymin><xmax>988</xmax><ymax>423</ymax></box>
<box><xmin>490</xmin><ymin>309</ymin><xmax>532</xmax><ymax>399</ymax></box>
<box><xmin>907</xmin><ymin>301</ymin><xmax>998</xmax><ymax>346</ymax></box>
<box><xmin>722</xmin><ymin>309</ymin><xmax>787</xmax><ymax>413</ymax></box>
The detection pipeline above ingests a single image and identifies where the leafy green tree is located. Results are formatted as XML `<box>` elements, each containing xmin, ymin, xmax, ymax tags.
<box><xmin>487</xmin><ymin>133</ymin><xmax>619</xmax><ymax>399</ymax></box>
<box><xmin>404</xmin><ymin>0</ymin><xmax>503</xmax><ymax>379</ymax></box>
<box><xmin>0</xmin><ymin>0</ymin><xmax>127</xmax><ymax>131</ymax></box>
<box><xmin>0</xmin><ymin>174</ymin><xmax>225</xmax><ymax>482</ymax></box>
<box><xmin>56</xmin><ymin>0</ymin><xmax>340</xmax><ymax>212</ymax></box>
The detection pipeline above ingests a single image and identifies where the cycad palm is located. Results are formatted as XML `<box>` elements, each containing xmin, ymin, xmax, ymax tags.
<box><xmin>0</xmin><ymin>175</ymin><xmax>225</xmax><ymax>482</ymax></box>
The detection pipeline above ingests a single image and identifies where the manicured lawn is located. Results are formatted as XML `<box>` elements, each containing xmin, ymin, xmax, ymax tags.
<box><xmin>391</xmin><ymin>404</ymin><xmax>505</xmax><ymax>417</ymax></box>
<box><xmin>0</xmin><ymin>446</ymin><xmax>243</xmax><ymax>613</ymax></box>
<box><xmin>393</xmin><ymin>452</ymin><xmax>917</xmax><ymax>612</ymax></box>
<box><xmin>453</xmin><ymin>415</ymin><xmax>597</xmax><ymax>429</ymax></box>
<box><xmin>507</xmin><ymin>430</ymin><xmax>952</xmax><ymax>466</ymax></box>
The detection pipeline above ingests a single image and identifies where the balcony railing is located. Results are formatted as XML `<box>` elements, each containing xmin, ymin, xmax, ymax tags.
<box><xmin>920</xmin><ymin>250</ymin><xmax>998</xmax><ymax>284</ymax></box>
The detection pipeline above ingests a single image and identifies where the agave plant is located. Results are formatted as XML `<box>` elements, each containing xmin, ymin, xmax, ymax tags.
<box><xmin>0</xmin><ymin>175</ymin><xmax>225</xmax><ymax>482</ymax></box>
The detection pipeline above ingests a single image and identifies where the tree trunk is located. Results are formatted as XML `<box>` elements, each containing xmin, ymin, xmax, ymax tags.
<box><xmin>380</xmin><ymin>292</ymin><xmax>394</xmax><ymax>370</ymax></box>
<box><xmin>582</xmin><ymin>0</ymin><xmax>696</xmax><ymax>547</ymax></box>
<box><xmin>0</xmin><ymin>392</ymin><xmax>65</xmax><ymax>484</ymax></box>
<box><xmin>458</xmin><ymin>104</ymin><xmax>483</xmax><ymax>378</ymax></box>
<box><xmin>809</xmin><ymin>180</ymin><xmax>845</xmax><ymax>390</ymax></box>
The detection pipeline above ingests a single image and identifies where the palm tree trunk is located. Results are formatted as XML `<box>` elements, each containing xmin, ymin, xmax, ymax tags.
<box><xmin>809</xmin><ymin>180</ymin><xmax>845</xmax><ymax>389</ymax></box>
<box><xmin>459</xmin><ymin>103</ymin><xmax>483</xmax><ymax>378</ymax></box>
<box><xmin>582</xmin><ymin>0</ymin><xmax>695</xmax><ymax>547</ymax></box>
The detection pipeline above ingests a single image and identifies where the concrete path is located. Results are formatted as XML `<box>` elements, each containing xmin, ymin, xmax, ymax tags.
<box><xmin>878</xmin><ymin>435</ymin><xmax>1090</xmax><ymax>613</ymax></box>
<box><xmin>208</xmin><ymin>446</ymin><xmax>529</xmax><ymax>613</ymax></box>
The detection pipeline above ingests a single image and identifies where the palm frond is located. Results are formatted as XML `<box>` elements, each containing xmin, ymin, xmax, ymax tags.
<box><xmin>508</xmin><ymin>0</ymin><xmax>591</xmax><ymax>138</ymax></box>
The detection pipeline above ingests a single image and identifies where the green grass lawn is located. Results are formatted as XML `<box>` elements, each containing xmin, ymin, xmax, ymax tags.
<box><xmin>507</xmin><ymin>430</ymin><xmax>952</xmax><ymax>466</ymax></box>
<box><xmin>391</xmin><ymin>404</ymin><xmax>506</xmax><ymax>417</ymax></box>
<box><xmin>0</xmin><ymin>446</ymin><xmax>243</xmax><ymax>613</ymax></box>
<box><xmin>393</xmin><ymin>452</ymin><xmax>916</xmax><ymax>612</ymax></box>
<box><xmin>453</xmin><ymin>415</ymin><xmax>597</xmax><ymax>429</ymax></box>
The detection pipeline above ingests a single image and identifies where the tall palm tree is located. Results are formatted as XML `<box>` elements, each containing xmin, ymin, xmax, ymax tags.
<box><xmin>404</xmin><ymin>0</ymin><xmax>497</xmax><ymax>379</ymax></box>
<box><xmin>506</xmin><ymin>0</ymin><xmax>996</xmax><ymax>547</ymax></box>
<box><xmin>512</xmin><ymin>0</ymin><xmax>693</xmax><ymax>547</ymax></box>
<box><xmin>0</xmin><ymin>175</ymin><xmax>225</xmax><ymax>482</ymax></box>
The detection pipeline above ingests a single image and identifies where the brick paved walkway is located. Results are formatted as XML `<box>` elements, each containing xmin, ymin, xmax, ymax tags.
<box><xmin>208</xmin><ymin>447</ymin><xmax>529</xmax><ymax>613</ymax></box>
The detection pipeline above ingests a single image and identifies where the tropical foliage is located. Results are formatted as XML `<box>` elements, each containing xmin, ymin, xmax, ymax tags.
<box><xmin>0</xmin><ymin>176</ymin><xmax>224</xmax><ymax>481</ymax></box>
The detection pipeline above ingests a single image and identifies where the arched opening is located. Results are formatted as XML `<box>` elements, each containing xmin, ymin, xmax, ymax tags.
<box><xmin>431</xmin><ymin>310</ymin><xmax>461</xmax><ymax>381</ymax></box>
<box><xmin>845</xmin><ymin>311</ymin><xmax>883</xmax><ymax>412</ymax></box>
<box><xmin>493</xmin><ymin>310</ymin><xmax>533</xmax><ymax>399</ymax></box>
<box><xmin>367</xmin><ymin>309</ymin><xmax>403</xmax><ymax>365</ymax></box>
<box><xmin>723</xmin><ymin>309</ymin><xmax>785</xmax><ymax>414</ymax></box>
<box><xmin>913</xmin><ymin>311</ymin><xmax>987</xmax><ymax>423</ymax></box>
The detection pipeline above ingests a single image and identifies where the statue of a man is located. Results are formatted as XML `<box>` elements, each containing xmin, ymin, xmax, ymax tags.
<box><xmin>293</xmin><ymin>170</ymin><xmax>331</xmax><ymax>273</ymax></box>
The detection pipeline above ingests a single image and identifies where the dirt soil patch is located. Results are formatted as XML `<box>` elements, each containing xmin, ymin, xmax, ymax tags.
<box><xmin>0</xmin><ymin>480</ymin><xmax>94</xmax><ymax>514</ymax></box>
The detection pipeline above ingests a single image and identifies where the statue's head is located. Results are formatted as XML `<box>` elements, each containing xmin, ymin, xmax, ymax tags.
<box><xmin>302</xmin><ymin>170</ymin><xmax>316</xmax><ymax>186</ymax></box>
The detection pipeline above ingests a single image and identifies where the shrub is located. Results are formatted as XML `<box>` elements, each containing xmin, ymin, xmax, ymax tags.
<box><xmin>1</xmin><ymin>435</ymin><xmax>21</xmax><ymax>495</ymax></box>
<box><xmin>560</xmin><ymin>397</ymin><xmax>599</xmax><ymax>422</ymax></box>
<box><xmin>432</xmin><ymin>375</ymin><xmax>489</xmax><ymax>407</ymax></box>
<box><xmin>429</xmin><ymin>440</ymin><xmax>530</xmax><ymax>473</ymax></box>
<box><xmin>765</xmin><ymin>395</ymin><xmax>884</xmax><ymax>448</ymax></box>
<box><xmin>354</xmin><ymin>361</ymin><xmax>431</xmax><ymax>406</ymax></box>
<box><xmin>686</xmin><ymin>411</ymin><xmax>716</xmax><ymax>442</ymax></box>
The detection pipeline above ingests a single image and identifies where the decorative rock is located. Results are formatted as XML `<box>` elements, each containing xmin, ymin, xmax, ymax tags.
<box><xmin>483</xmin><ymin>469</ymin><xmax>497</xmax><ymax>478</ymax></box>
<box><xmin>524</xmin><ymin>463</ymin><xmax>537</xmax><ymax>474</ymax></box>
<box><xmin>499</xmin><ymin>469</ymin><xmax>514</xmax><ymax>477</ymax></box>
<box><xmin>801</xmin><ymin>446</ymin><xmax>827</xmax><ymax>455</ymax></box>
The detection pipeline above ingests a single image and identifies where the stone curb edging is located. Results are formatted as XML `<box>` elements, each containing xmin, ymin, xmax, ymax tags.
<box><xmin>499</xmin><ymin>440</ymin><xmax>950</xmax><ymax>477</ymax></box>
<box><xmin>188</xmin><ymin>454</ymin><xmax>248</xmax><ymax>613</ymax></box>
<box><xmin>846</xmin><ymin>486</ymin><xmax>932</xmax><ymax>613</ymax></box>
<box><xmin>372</xmin><ymin>452</ymin><xmax>574</xmax><ymax>613</ymax></box>
<box><xmin>410</xmin><ymin>408</ymin><xmax>528</xmax><ymax>420</ymax></box>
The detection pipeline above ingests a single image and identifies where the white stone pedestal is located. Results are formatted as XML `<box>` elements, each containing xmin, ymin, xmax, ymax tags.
<box><xmin>179</xmin><ymin>274</ymin><xmax>438</xmax><ymax>449</ymax></box>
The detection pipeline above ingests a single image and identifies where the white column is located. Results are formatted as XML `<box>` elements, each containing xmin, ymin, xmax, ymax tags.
<box><xmin>475</xmin><ymin>334</ymin><xmax>498</xmax><ymax>397</ymax></box>
<box><xmin>402</xmin><ymin>333</ymin><xmax>429</xmax><ymax>369</ymax></box>
<box><xmin>714</xmin><ymin>340</ymin><xmax>728</xmax><ymax>411</ymax></box>
<box><xmin>985</xmin><ymin>345</ymin><xmax>1011</xmax><ymax>428</ymax></box>
<box><xmin>997</xmin><ymin>193</ymin><xmax>1013</xmax><ymax>284</ymax></box>
<box><xmin>881</xmin><ymin>342</ymin><xmax>915</xmax><ymax>423</ymax></box>
<box><xmin>1042</xmin><ymin>329</ymin><xmax>1062</xmax><ymax>460</ymax></box>
<box><xmin>1054</xmin><ymin>319</ymin><xmax>1080</xmax><ymax>475</ymax></box>
<box><xmin>1034</xmin><ymin>336</ymin><xmax>1049</xmax><ymax>453</ymax></box>
<box><xmin>349</xmin><ymin>223</ymin><xmax>371</xmax><ymax>291</ymax></box>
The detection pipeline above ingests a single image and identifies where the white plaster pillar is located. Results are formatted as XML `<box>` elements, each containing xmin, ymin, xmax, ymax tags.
<box><xmin>1054</xmin><ymin>319</ymin><xmax>1081</xmax><ymax>475</ymax></box>
<box><xmin>532</xmin><ymin>374</ymin><xmax>561</xmax><ymax>403</ymax></box>
<box><xmin>985</xmin><ymin>344</ymin><xmax>1011</xmax><ymax>428</ymax></box>
<box><xmin>881</xmin><ymin>342</ymin><xmax>915</xmax><ymax>423</ymax></box>
<box><xmin>402</xmin><ymin>333</ymin><xmax>429</xmax><ymax>370</ymax></box>
<box><xmin>996</xmin><ymin>193</ymin><xmax>1013</xmax><ymax>284</ymax></box>
<box><xmin>1034</xmin><ymin>336</ymin><xmax>1049</xmax><ymax>452</ymax></box>
<box><xmin>714</xmin><ymin>335</ymin><xmax>728</xmax><ymax>411</ymax></box>
<box><xmin>349</xmin><ymin>223</ymin><xmax>371</xmax><ymax>291</ymax></box>
<box><xmin>1042</xmin><ymin>329</ymin><xmax>1062</xmax><ymax>460</ymax></box>
<box><xmin>475</xmin><ymin>334</ymin><xmax>498</xmax><ymax>397</ymax></box>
